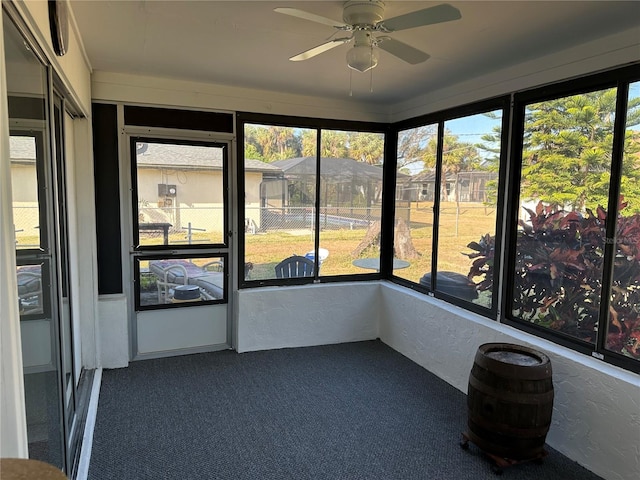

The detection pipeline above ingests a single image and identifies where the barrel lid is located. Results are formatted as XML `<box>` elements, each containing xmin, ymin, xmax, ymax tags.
<box><xmin>486</xmin><ymin>349</ymin><xmax>542</xmax><ymax>366</ymax></box>
<box><xmin>476</xmin><ymin>343</ymin><xmax>552</xmax><ymax>377</ymax></box>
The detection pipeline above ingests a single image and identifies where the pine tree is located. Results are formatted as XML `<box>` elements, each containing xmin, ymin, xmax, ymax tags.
<box><xmin>521</xmin><ymin>88</ymin><xmax>640</xmax><ymax>212</ymax></box>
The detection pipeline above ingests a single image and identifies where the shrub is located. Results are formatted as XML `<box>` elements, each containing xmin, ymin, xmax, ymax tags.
<box><xmin>466</xmin><ymin>198</ymin><xmax>640</xmax><ymax>358</ymax></box>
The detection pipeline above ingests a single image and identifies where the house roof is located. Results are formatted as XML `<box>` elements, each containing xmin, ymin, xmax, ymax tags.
<box><xmin>272</xmin><ymin>156</ymin><xmax>385</xmax><ymax>181</ymax></box>
<box><xmin>135</xmin><ymin>142</ymin><xmax>281</xmax><ymax>173</ymax></box>
<box><xmin>136</xmin><ymin>142</ymin><xmax>223</xmax><ymax>169</ymax></box>
<box><xmin>9</xmin><ymin>136</ymin><xmax>36</xmax><ymax>164</ymax></box>
<box><xmin>245</xmin><ymin>159</ymin><xmax>283</xmax><ymax>174</ymax></box>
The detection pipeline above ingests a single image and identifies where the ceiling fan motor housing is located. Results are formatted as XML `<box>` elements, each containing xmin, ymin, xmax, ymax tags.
<box><xmin>343</xmin><ymin>0</ymin><xmax>385</xmax><ymax>27</ymax></box>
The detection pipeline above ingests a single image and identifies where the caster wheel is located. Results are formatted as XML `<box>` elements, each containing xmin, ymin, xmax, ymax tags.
<box><xmin>491</xmin><ymin>465</ymin><xmax>503</xmax><ymax>475</ymax></box>
<box><xmin>460</xmin><ymin>441</ymin><xmax>469</xmax><ymax>450</ymax></box>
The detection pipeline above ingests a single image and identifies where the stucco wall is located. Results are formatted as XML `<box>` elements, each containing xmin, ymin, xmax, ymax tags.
<box><xmin>237</xmin><ymin>282</ymin><xmax>381</xmax><ymax>353</ymax></box>
<box><xmin>378</xmin><ymin>282</ymin><xmax>640</xmax><ymax>480</ymax></box>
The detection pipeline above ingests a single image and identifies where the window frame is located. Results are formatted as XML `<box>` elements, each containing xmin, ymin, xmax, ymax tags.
<box><xmin>237</xmin><ymin>112</ymin><xmax>389</xmax><ymax>288</ymax></box>
<box><xmin>389</xmin><ymin>97</ymin><xmax>511</xmax><ymax>319</ymax></box>
<box><xmin>234</xmin><ymin>65</ymin><xmax>640</xmax><ymax>373</ymax></box>
<box><xmin>502</xmin><ymin>64</ymin><xmax>640</xmax><ymax>373</ymax></box>
<box><xmin>129</xmin><ymin>136</ymin><xmax>230</xmax><ymax>252</ymax></box>
<box><xmin>10</xmin><ymin>127</ymin><xmax>50</xmax><ymax>254</ymax></box>
<box><xmin>133</xmin><ymin>252</ymin><xmax>228</xmax><ymax>312</ymax></box>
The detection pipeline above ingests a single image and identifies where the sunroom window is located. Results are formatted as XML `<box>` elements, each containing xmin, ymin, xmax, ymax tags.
<box><xmin>241</xmin><ymin>120</ymin><xmax>386</xmax><ymax>283</ymax></box>
<box><xmin>507</xmin><ymin>72</ymin><xmax>640</xmax><ymax>370</ymax></box>
<box><xmin>392</xmin><ymin>102</ymin><xmax>506</xmax><ymax>314</ymax></box>
<box><xmin>605</xmin><ymin>81</ymin><xmax>640</xmax><ymax>360</ymax></box>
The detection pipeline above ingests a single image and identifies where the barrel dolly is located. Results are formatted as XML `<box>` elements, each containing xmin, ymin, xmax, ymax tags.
<box><xmin>460</xmin><ymin>431</ymin><xmax>548</xmax><ymax>475</ymax></box>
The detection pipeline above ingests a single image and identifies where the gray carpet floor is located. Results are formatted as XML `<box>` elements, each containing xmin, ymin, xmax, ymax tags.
<box><xmin>88</xmin><ymin>340</ymin><xmax>603</xmax><ymax>480</ymax></box>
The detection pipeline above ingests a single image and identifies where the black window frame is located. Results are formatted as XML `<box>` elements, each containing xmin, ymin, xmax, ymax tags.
<box><xmin>234</xmin><ymin>64</ymin><xmax>640</xmax><ymax>373</ymax></box>
<box><xmin>503</xmin><ymin>64</ymin><xmax>640</xmax><ymax>373</ymax></box>
<box><xmin>389</xmin><ymin>96</ymin><xmax>511</xmax><ymax>319</ymax></box>
<box><xmin>129</xmin><ymin>136</ymin><xmax>230</xmax><ymax>252</ymax></box>
<box><xmin>237</xmin><ymin>112</ymin><xmax>390</xmax><ymax>288</ymax></box>
<box><xmin>134</xmin><ymin>252</ymin><xmax>228</xmax><ymax>312</ymax></box>
<box><xmin>10</xmin><ymin>127</ymin><xmax>50</xmax><ymax>254</ymax></box>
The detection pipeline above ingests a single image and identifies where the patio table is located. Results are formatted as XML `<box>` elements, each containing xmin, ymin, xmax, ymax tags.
<box><xmin>352</xmin><ymin>258</ymin><xmax>410</xmax><ymax>272</ymax></box>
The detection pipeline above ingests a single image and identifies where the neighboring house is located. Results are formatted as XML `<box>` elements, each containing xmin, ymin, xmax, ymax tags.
<box><xmin>135</xmin><ymin>143</ymin><xmax>282</xmax><ymax>235</ymax></box>
<box><xmin>405</xmin><ymin>170</ymin><xmax>498</xmax><ymax>203</ymax></box>
<box><xmin>135</xmin><ymin>142</ymin><xmax>226</xmax><ymax>234</ymax></box>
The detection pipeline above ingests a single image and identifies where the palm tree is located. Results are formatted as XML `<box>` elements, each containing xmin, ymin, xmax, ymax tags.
<box><xmin>422</xmin><ymin>131</ymin><xmax>481</xmax><ymax>200</ymax></box>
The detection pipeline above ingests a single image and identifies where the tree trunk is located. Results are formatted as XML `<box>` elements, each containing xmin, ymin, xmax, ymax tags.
<box><xmin>352</xmin><ymin>221</ymin><xmax>381</xmax><ymax>257</ymax></box>
<box><xmin>394</xmin><ymin>218</ymin><xmax>420</xmax><ymax>259</ymax></box>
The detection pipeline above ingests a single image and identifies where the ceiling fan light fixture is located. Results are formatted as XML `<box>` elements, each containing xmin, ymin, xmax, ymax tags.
<box><xmin>346</xmin><ymin>44</ymin><xmax>379</xmax><ymax>73</ymax></box>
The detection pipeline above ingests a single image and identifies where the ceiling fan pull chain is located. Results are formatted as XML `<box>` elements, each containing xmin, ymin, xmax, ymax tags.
<box><xmin>349</xmin><ymin>69</ymin><xmax>353</xmax><ymax>97</ymax></box>
<box><xmin>369</xmin><ymin>45</ymin><xmax>374</xmax><ymax>93</ymax></box>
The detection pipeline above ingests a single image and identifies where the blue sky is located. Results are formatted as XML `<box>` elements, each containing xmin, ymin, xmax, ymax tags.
<box><xmin>445</xmin><ymin>110</ymin><xmax>502</xmax><ymax>145</ymax></box>
<box><xmin>629</xmin><ymin>81</ymin><xmax>640</xmax><ymax>131</ymax></box>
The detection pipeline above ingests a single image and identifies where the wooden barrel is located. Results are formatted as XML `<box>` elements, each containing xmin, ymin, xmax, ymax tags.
<box><xmin>466</xmin><ymin>343</ymin><xmax>554</xmax><ymax>460</ymax></box>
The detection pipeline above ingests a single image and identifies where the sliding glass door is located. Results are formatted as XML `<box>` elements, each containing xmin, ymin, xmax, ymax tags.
<box><xmin>5</xmin><ymin>10</ymin><xmax>80</xmax><ymax>474</ymax></box>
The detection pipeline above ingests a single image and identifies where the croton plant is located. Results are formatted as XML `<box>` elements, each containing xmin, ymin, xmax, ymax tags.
<box><xmin>466</xmin><ymin>198</ymin><xmax>640</xmax><ymax>359</ymax></box>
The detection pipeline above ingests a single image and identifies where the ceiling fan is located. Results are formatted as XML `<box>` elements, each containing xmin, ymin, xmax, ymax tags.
<box><xmin>275</xmin><ymin>1</ymin><xmax>462</xmax><ymax>73</ymax></box>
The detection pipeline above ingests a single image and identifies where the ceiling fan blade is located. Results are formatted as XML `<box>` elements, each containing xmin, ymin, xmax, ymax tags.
<box><xmin>290</xmin><ymin>38</ymin><xmax>351</xmax><ymax>62</ymax></box>
<box><xmin>376</xmin><ymin>37</ymin><xmax>430</xmax><ymax>65</ymax></box>
<box><xmin>274</xmin><ymin>7</ymin><xmax>347</xmax><ymax>29</ymax></box>
<box><xmin>380</xmin><ymin>3</ymin><xmax>461</xmax><ymax>32</ymax></box>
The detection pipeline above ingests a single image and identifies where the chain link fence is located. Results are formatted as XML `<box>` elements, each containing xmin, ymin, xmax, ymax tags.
<box><xmin>246</xmin><ymin>206</ymin><xmax>382</xmax><ymax>233</ymax></box>
<box><xmin>138</xmin><ymin>205</ymin><xmax>225</xmax><ymax>245</ymax></box>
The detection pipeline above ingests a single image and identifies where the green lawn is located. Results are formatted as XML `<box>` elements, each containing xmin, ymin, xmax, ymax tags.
<box><xmin>245</xmin><ymin>202</ymin><xmax>497</xmax><ymax>282</ymax></box>
<box><xmin>13</xmin><ymin>202</ymin><xmax>496</xmax><ymax>288</ymax></box>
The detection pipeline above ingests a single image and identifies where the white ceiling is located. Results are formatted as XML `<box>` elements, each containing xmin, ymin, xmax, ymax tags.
<box><xmin>70</xmin><ymin>1</ymin><xmax>640</xmax><ymax>106</ymax></box>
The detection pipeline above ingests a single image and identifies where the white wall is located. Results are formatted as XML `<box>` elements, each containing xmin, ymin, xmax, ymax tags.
<box><xmin>97</xmin><ymin>295</ymin><xmax>128</xmax><ymax>369</ymax></box>
<box><xmin>91</xmin><ymin>71</ymin><xmax>390</xmax><ymax>124</ymax></box>
<box><xmin>0</xmin><ymin>13</ymin><xmax>29</xmax><ymax>459</ymax></box>
<box><xmin>94</xmin><ymin>282</ymin><xmax>381</xmax><ymax>366</ymax></box>
<box><xmin>237</xmin><ymin>282</ymin><xmax>380</xmax><ymax>353</ymax></box>
<box><xmin>12</xmin><ymin>0</ymin><xmax>92</xmax><ymax>115</ymax></box>
<box><xmin>378</xmin><ymin>282</ymin><xmax>640</xmax><ymax>480</ymax></box>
